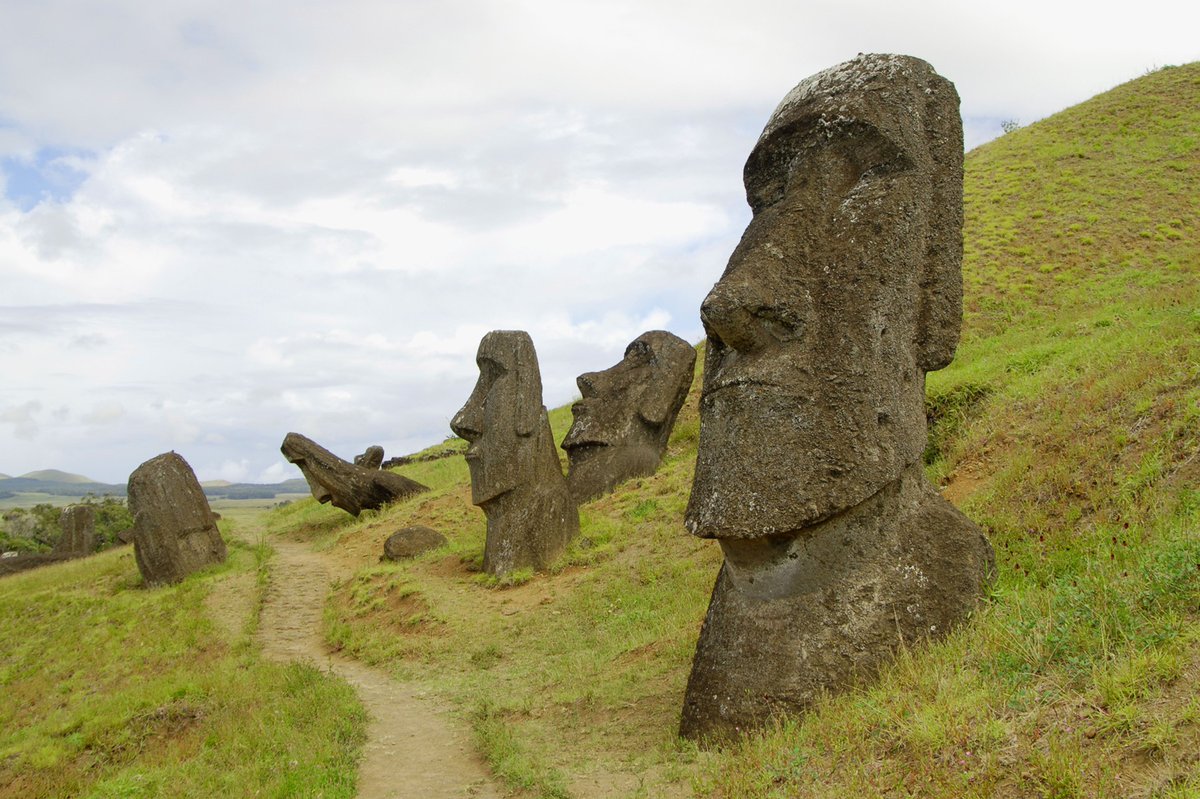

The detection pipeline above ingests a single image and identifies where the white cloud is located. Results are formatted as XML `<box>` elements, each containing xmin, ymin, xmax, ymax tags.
<box><xmin>1</xmin><ymin>0</ymin><xmax>1196</xmax><ymax>482</ymax></box>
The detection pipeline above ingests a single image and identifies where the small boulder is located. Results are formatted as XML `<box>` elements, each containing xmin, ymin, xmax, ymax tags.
<box><xmin>382</xmin><ymin>526</ymin><xmax>448</xmax><ymax>561</ymax></box>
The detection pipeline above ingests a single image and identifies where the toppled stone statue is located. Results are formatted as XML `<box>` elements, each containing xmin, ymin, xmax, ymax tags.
<box><xmin>679</xmin><ymin>54</ymin><xmax>995</xmax><ymax>742</ymax></box>
<box><xmin>451</xmin><ymin>331</ymin><xmax>578</xmax><ymax>576</ymax></box>
<box><xmin>281</xmin><ymin>433</ymin><xmax>428</xmax><ymax>516</ymax></box>
<box><xmin>562</xmin><ymin>331</ymin><xmax>696</xmax><ymax>502</ymax></box>
<box><xmin>55</xmin><ymin>504</ymin><xmax>96</xmax><ymax>556</ymax></box>
<box><xmin>128</xmin><ymin>451</ymin><xmax>227</xmax><ymax>586</ymax></box>
<box><xmin>382</xmin><ymin>525</ymin><xmax>448</xmax><ymax>561</ymax></box>
<box><xmin>354</xmin><ymin>445</ymin><xmax>385</xmax><ymax>470</ymax></box>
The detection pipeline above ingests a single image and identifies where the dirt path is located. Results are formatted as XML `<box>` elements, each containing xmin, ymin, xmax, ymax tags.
<box><xmin>256</xmin><ymin>537</ymin><xmax>503</xmax><ymax>799</ymax></box>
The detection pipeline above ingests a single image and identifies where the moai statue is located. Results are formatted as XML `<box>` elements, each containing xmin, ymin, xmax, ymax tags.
<box><xmin>128</xmin><ymin>451</ymin><xmax>227</xmax><ymax>586</ymax></box>
<box><xmin>451</xmin><ymin>331</ymin><xmax>578</xmax><ymax>576</ymax></box>
<box><xmin>679</xmin><ymin>54</ymin><xmax>995</xmax><ymax>742</ymax></box>
<box><xmin>55</xmin><ymin>504</ymin><xmax>96</xmax><ymax>556</ymax></box>
<box><xmin>281</xmin><ymin>433</ymin><xmax>427</xmax><ymax>516</ymax></box>
<box><xmin>562</xmin><ymin>331</ymin><xmax>696</xmax><ymax>502</ymax></box>
<box><xmin>354</xmin><ymin>445</ymin><xmax>385</xmax><ymax>470</ymax></box>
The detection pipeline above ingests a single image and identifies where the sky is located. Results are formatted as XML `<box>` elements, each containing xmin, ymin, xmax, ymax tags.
<box><xmin>1</xmin><ymin>0</ymin><xmax>1197</xmax><ymax>485</ymax></box>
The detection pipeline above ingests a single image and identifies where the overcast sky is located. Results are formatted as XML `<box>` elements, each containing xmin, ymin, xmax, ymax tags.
<box><xmin>1</xmin><ymin>0</ymin><xmax>1196</xmax><ymax>485</ymax></box>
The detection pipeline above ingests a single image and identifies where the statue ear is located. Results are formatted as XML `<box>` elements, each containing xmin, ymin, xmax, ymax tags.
<box><xmin>637</xmin><ymin>338</ymin><xmax>696</xmax><ymax>426</ymax></box>
<box><xmin>638</xmin><ymin>387</ymin><xmax>674</xmax><ymax>427</ymax></box>
<box><xmin>917</xmin><ymin>72</ymin><xmax>964</xmax><ymax>372</ymax></box>
<box><xmin>512</xmin><ymin>332</ymin><xmax>544</xmax><ymax>437</ymax></box>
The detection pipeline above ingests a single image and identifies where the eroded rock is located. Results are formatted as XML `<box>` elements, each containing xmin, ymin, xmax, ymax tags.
<box><xmin>55</xmin><ymin>504</ymin><xmax>96</xmax><ymax>556</ymax></box>
<box><xmin>128</xmin><ymin>451</ymin><xmax>227</xmax><ymax>586</ymax></box>
<box><xmin>562</xmin><ymin>331</ymin><xmax>696</xmax><ymax>502</ymax></box>
<box><xmin>281</xmin><ymin>433</ymin><xmax>428</xmax><ymax>516</ymax></box>
<box><xmin>450</xmin><ymin>331</ymin><xmax>578</xmax><ymax>576</ymax></box>
<box><xmin>679</xmin><ymin>54</ymin><xmax>995</xmax><ymax>743</ymax></box>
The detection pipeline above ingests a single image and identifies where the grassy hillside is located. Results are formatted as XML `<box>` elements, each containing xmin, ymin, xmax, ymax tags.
<box><xmin>0</xmin><ymin>525</ymin><xmax>366</xmax><ymax>798</ymax></box>
<box><xmin>266</xmin><ymin>63</ymin><xmax>1200</xmax><ymax>798</ymax></box>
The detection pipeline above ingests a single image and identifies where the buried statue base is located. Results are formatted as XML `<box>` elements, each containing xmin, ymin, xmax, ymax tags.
<box><xmin>679</xmin><ymin>465</ymin><xmax>994</xmax><ymax>741</ymax></box>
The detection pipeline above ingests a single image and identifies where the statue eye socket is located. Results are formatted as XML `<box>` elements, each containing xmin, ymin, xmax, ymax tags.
<box><xmin>752</xmin><ymin>305</ymin><xmax>804</xmax><ymax>342</ymax></box>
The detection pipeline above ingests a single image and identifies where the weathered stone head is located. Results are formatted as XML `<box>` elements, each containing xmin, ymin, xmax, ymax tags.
<box><xmin>128</xmin><ymin>451</ymin><xmax>226</xmax><ymax>586</ymax></box>
<box><xmin>451</xmin><ymin>331</ymin><xmax>546</xmax><ymax>506</ymax></box>
<box><xmin>354</xmin><ymin>445</ymin><xmax>385</xmax><ymax>470</ymax></box>
<box><xmin>687</xmin><ymin>53</ymin><xmax>964</xmax><ymax>540</ymax></box>
<box><xmin>55</xmin><ymin>504</ymin><xmax>96</xmax><ymax>556</ymax></box>
<box><xmin>451</xmin><ymin>331</ymin><xmax>578</xmax><ymax>575</ymax></box>
<box><xmin>679</xmin><ymin>54</ymin><xmax>993</xmax><ymax>743</ymax></box>
<box><xmin>563</xmin><ymin>330</ymin><xmax>696</xmax><ymax>501</ymax></box>
<box><xmin>281</xmin><ymin>433</ymin><xmax>427</xmax><ymax>516</ymax></box>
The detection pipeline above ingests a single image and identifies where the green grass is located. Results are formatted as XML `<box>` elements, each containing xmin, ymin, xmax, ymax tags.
<box><xmin>0</xmin><ymin>522</ymin><xmax>367</xmax><ymax>799</ymax></box>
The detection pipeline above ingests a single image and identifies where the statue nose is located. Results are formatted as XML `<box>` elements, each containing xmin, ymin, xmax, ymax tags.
<box><xmin>701</xmin><ymin>278</ymin><xmax>766</xmax><ymax>353</ymax></box>
<box><xmin>450</xmin><ymin>402</ymin><xmax>482</xmax><ymax>441</ymax></box>
<box><xmin>577</xmin><ymin>372</ymin><xmax>599</xmax><ymax>397</ymax></box>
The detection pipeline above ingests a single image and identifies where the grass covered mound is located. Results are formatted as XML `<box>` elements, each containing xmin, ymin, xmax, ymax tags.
<box><xmin>0</xmin><ymin>529</ymin><xmax>366</xmax><ymax>799</ymax></box>
<box><xmin>266</xmin><ymin>63</ymin><xmax>1200</xmax><ymax>798</ymax></box>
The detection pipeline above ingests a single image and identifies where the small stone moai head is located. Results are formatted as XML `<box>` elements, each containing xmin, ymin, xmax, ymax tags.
<box><xmin>562</xmin><ymin>330</ymin><xmax>696</xmax><ymax>501</ymax></box>
<box><xmin>451</xmin><ymin>330</ymin><xmax>578</xmax><ymax>575</ymax></box>
<box><xmin>451</xmin><ymin>330</ymin><xmax>548</xmax><ymax>506</ymax></box>
<box><xmin>687</xmin><ymin>53</ymin><xmax>964</xmax><ymax>541</ymax></box>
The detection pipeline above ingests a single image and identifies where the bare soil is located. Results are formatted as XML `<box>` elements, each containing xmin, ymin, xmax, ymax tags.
<box><xmin>247</xmin><ymin>530</ymin><xmax>503</xmax><ymax>798</ymax></box>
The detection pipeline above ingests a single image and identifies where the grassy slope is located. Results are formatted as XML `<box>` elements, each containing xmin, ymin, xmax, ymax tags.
<box><xmin>266</xmin><ymin>63</ymin><xmax>1200</xmax><ymax>798</ymax></box>
<box><xmin>0</xmin><ymin>523</ymin><xmax>367</xmax><ymax>799</ymax></box>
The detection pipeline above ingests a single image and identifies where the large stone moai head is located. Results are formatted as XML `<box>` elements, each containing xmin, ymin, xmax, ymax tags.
<box><xmin>451</xmin><ymin>331</ymin><xmax>578</xmax><ymax>576</ymax></box>
<box><xmin>281</xmin><ymin>433</ymin><xmax>427</xmax><ymax>516</ymax></box>
<box><xmin>55</xmin><ymin>504</ymin><xmax>96</xmax><ymax>557</ymax></box>
<box><xmin>127</xmin><ymin>451</ymin><xmax>227</xmax><ymax>586</ymax></box>
<box><xmin>687</xmin><ymin>53</ymin><xmax>964</xmax><ymax>540</ymax></box>
<box><xmin>563</xmin><ymin>330</ymin><xmax>696</xmax><ymax>502</ymax></box>
<box><xmin>679</xmin><ymin>54</ymin><xmax>993</xmax><ymax>743</ymax></box>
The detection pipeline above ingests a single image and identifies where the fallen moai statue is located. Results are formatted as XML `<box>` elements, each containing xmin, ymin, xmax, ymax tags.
<box><xmin>563</xmin><ymin>330</ymin><xmax>696</xmax><ymax>502</ymax></box>
<box><xmin>281</xmin><ymin>433</ymin><xmax>429</xmax><ymax>516</ymax></box>
<box><xmin>451</xmin><ymin>330</ymin><xmax>578</xmax><ymax>577</ymax></box>
<box><xmin>128</xmin><ymin>451</ymin><xmax>228</xmax><ymax>586</ymax></box>
<box><xmin>679</xmin><ymin>54</ymin><xmax>995</xmax><ymax>743</ymax></box>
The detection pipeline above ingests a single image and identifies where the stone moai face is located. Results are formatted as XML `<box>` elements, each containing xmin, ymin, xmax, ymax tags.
<box><xmin>451</xmin><ymin>331</ymin><xmax>546</xmax><ymax>506</ymax></box>
<box><xmin>562</xmin><ymin>330</ymin><xmax>696</xmax><ymax>501</ymax></box>
<box><xmin>451</xmin><ymin>330</ymin><xmax>579</xmax><ymax>576</ymax></box>
<box><xmin>679</xmin><ymin>54</ymin><xmax>992</xmax><ymax>743</ymax></box>
<box><xmin>686</xmin><ymin>53</ymin><xmax>963</xmax><ymax>541</ymax></box>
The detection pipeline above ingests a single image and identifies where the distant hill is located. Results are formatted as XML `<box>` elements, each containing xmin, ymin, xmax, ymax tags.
<box><xmin>0</xmin><ymin>475</ymin><xmax>310</xmax><ymax>501</ymax></box>
<box><xmin>16</xmin><ymin>469</ymin><xmax>95</xmax><ymax>484</ymax></box>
